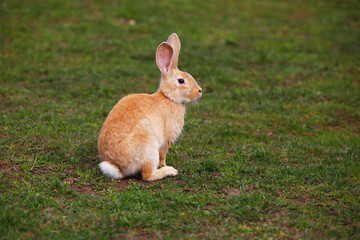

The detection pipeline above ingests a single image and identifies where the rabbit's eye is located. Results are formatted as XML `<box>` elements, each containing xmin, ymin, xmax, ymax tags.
<box><xmin>178</xmin><ymin>78</ymin><xmax>185</xmax><ymax>84</ymax></box>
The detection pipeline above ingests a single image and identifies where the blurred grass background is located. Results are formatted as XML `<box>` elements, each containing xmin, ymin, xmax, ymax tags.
<box><xmin>1</xmin><ymin>0</ymin><xmax>359</xmax><ymax>239</ymax></box>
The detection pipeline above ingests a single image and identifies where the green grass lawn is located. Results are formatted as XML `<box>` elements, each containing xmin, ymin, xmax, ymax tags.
<box><xmin>1</xmin><ymin>0</ymin><xmax>359</xmax><ymax>239</ymax></box>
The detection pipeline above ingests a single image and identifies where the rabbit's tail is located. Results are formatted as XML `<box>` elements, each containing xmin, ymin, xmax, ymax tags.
<box><xmin>99</xmin><ymin>161</ymin><xmax>124</xmax><ymax>179</ymax></box>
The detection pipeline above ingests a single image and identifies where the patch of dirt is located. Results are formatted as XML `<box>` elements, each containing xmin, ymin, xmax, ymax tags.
<box><xmin>283</xmin><ymin>75</ymin><xmax>306</xmax><ymax>88</ymax></box>
<box><xmin>252</xmin><ymin>129</ymin><xmax>279</xmax><ymax>140</ymax></box>
<box><xmin>335</xmin><ymin>110</ymin><xmax>360</xmax><ymax>129</ymax></box>
<box><xmin>0</xmin><ymin>160</ymin><xmax>10</xmax><ymax>171</ymax></box>
<box><xmin>25</xmin><ymin>232</ymin><xmax>37</xmax><ymax>238</ymax></box>
<box><xmin>227</xmin><ymin>188</ymin><xmax>242</xmax><ymax>196</ymax></box>
<box><xmin>246</xmin><ymin>185</ymin><xmax>257</xmax><ymax>192</ymax></box>
<box><xmin>82</xmin><ymin>159</ymin><xmax>98</xmax><ymax>169</ymax></box>
<box><xmin>0</xmin><ymin>160</ymin><xmax>23</xmax><ymax>176</ymax></box>
<box><xmin>0</xmin><ymin>161</ymin><xmax>24</xmax><ymax>192</ymax></box>
<box><xmin>114</xmin><ymin>228</ymin><xmax>163</xmax><ymax>240</ymax></box>
<box><xmin>0</xmin><ymin>132</ymin><xmax>9</xmax><ymax>140</ymax></box>
<box><xmin>113</xmin><ymin>180</ymin><xmax>131</xmax><ymax>190</ymax></box>
<box><xmin>64</xmin><ymin>177</ymin><xmax>79</xmax><ymax>184</ymax></box>
<box><xmin>225</xmin><ymin>185</ymin><xmax>258</xmax><ymax>197</ymax></box>
<box><xmin>66</xmin><ymin>177</ymin><xmax>102</xmax><ymax>197</ymax></box>
<box><xmin>315</xmin><ymin>110</ymin><xmax>360</xmax><ymax>132</ymax></box>
<box><xmin>77</xmin><ymin>186</ymin><xmax>101</xmax><ymax>196</ymax></box>
<box><xmin>35</xmin><ymin>165</ymin><xmax>55</xmax><ymax>175</ymax></box>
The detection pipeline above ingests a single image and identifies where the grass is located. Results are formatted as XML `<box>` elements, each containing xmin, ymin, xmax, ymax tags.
<box><xmin>1</xmin><ymin>0</ymin><xmax>359</xmax><ymax>239</ymax></box>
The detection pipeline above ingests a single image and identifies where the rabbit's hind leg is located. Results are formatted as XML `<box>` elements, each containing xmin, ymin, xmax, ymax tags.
<box><xmin>141</xmin><ymin>150</ymin><xmax>177</xmax><ymax>181</ymax></box>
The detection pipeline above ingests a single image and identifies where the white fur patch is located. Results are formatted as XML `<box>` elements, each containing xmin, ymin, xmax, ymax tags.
<box><xmin>99</xmin><ymin>161</ymin><xmax>123</xmax><ymax>179</ymax></box>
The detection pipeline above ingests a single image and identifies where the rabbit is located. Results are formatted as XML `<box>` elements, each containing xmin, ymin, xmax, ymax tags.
<box><xmin>98</xmin><ymin>33</ymin><xmax>202</xmax><ymax>181</ymax></box>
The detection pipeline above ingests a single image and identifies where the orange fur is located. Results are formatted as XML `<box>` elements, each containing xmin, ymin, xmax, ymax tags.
<box><xmin>98</xmin><ymin>33</ymin><xmax>202</xmax><ymax>181</ymax></box>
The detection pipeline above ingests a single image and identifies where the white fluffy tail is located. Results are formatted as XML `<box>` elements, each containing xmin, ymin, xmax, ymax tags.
<box><xmin>99</xmin><ymin>161</ymin><xmax>124</xmax><ymax>179</ymax></box>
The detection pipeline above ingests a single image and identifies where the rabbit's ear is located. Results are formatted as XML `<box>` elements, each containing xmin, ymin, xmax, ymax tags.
<box><xmin>167</xmin><ymin>33</ymin><xmax>181</xmax><ymax>68</ymax></box>
<box><xmin>156</xmin><ymin>42</ymin><xmax>174</xmax><ymax>74</ymax></box>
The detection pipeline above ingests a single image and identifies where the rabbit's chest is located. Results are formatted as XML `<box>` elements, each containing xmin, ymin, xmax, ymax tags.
<box><xmin>163</xmin><ymin>107</ymin><xmax>185</xmax><ymax>143</ymax></box>
<box><xmin>166</xmin><ymin>116</ymin><xmax>184</xmax><ymax>143</ymax></box>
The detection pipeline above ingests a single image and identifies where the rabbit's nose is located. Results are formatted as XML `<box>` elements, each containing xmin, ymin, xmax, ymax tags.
<box><xmin>198</xmin><ymin>89</ymin><xmax>202</xmax><ymax>93</ymax></box>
